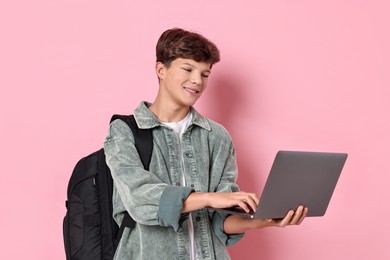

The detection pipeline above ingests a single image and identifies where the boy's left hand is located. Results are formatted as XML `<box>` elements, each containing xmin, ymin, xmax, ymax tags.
<box><xmin>264</xmin><ymin>205</ymin><xmax>308</xmax><ymax>228</ymax></box>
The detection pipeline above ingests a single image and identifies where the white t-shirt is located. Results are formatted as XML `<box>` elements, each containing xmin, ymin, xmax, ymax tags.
<box><xmin>162</xmin><ymin>112</ymin><xmax>198</xmax><ymax>260</ymax></box>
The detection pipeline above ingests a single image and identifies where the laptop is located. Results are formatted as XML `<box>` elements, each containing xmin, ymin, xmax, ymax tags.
<box><xmin>212</xmin><ymin>151</ymin><xmax>348</xmax><ymax>219</ymax></box>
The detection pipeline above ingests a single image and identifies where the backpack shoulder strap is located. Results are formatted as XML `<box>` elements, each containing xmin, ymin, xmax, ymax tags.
<box><xmin>110</xmin><ymin>114</ymin><xmax>153</xmax><ymax>170</ymax></box>
<box><xmin>109</xmin><ymin>114</ymin><xmax>153</xmax><ymax>240</ymax></box>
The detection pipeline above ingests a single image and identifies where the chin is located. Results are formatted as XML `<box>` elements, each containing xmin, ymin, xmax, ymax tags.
<box><xmin>185</xmin><ymin>99</ymin><xmax>200</xmax><ymax>107</ymax></box>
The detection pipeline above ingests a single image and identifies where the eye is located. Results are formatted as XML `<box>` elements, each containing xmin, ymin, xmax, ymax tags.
<box><xmin>202</xmin><ymin>73</ymin><xmax>210</xmax><ymax>78</ymax></box>
<box><xmin>182</xmin><ymin>67</ymin><xmax>192</xmax><ymax>72</ymax></box>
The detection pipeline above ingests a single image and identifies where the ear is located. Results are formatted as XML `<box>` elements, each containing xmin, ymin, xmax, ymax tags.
<box><xmin>155</xmin><ymin>62</ymin><xmax>166</xmax><ymax>80</ymax></box>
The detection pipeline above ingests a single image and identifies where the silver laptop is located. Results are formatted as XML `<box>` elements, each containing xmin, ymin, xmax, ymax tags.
<box><xmin>213</xmin><ymin>151</ymin><xmax>348</xmax><ymax>219</ymax></box>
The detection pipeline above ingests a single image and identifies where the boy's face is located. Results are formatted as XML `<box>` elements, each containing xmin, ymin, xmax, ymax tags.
<box><xmin>156</xmin><ymin>58</ymin><xmax>211</xmax><ymax>108</ymax></box>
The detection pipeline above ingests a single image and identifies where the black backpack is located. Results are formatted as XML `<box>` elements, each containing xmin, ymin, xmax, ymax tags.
<box><xmin>63</xmin><ymin>115</ymin><xmax>153</xmax><ymax>260</ymax></box>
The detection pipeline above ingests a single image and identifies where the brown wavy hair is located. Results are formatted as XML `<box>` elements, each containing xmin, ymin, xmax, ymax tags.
<box><xmin>156</xmin><ymin>28</ymin><xmax>220</xmax><ymax>67</ymax></box>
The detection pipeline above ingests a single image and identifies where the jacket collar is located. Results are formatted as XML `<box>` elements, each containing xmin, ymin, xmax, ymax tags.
<box><xmin>134</xmin><ymin>102</ymin><xmax>211</xmax><ymax>131</ymax></box>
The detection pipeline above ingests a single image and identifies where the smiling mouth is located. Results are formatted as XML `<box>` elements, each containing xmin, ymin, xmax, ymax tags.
<box><xmin>184</xmin><ymin>87</ymin><xmax>200</xmax><ymax>94</ymax></box>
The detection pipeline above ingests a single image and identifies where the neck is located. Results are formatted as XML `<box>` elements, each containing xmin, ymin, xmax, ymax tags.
<box><xmin>149</xmin><ymin>99</ymin><xmax>190</xmax><ymax>123</ymax></box>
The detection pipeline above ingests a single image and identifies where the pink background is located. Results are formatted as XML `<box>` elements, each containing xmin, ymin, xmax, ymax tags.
<box><xmin>1</xmin><ymin>1</ymin><xmax>389</xmax><ymax>259</ymax></box>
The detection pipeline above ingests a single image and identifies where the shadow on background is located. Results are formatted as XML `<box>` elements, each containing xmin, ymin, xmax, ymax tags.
<box><xmin>201</xmin><ymin>71</ymin><xmax>277</xmax><ymax>259</ymax></box>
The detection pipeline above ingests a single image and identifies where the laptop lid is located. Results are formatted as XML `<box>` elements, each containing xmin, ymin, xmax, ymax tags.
<box><xmin>213</xmin><ymin>151</ymin><xmax>348</xmax><ymax>219</ymax></box>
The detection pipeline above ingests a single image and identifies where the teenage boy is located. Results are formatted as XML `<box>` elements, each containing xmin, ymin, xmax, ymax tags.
<box><xmin>104</xmin><ymin>28</ymin><xmax>308</xmax><ymax>260</ymax></box>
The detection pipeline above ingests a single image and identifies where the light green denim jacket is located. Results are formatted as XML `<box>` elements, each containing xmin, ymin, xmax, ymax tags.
<box><xmin>104</xmin><ymin>102</ymin><xmax>244</xmax><ymax>260</ymax></box>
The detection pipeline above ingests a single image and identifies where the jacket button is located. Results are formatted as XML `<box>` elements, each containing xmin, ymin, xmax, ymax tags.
<box><xmin>196</xmin><ymin>217</ymin><xmax>201</xmax><ymax>221</ymax></box>
<box><xmin>190</xmin><ymin>184</ymin><xmax>194</xmax><ymax>188</ymax></box>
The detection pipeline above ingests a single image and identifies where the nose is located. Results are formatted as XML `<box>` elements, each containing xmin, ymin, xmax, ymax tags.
<box><xmin>190</xmin><ymin>73</ymin><xmax>202</xmax><ymax>85</ymax></box>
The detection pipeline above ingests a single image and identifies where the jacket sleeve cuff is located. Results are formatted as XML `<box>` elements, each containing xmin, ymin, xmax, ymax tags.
<box><xmin>212</xmin><ymin>211</ymin><xmax>245</xmax><ymax>247</ymax></box>
<box><xmin>157</xmin><ymin>186</ymin><xmax>194</xmax><ymax>231</ymax></box>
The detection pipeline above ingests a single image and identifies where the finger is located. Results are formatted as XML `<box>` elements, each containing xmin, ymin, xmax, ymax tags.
<box><xmin>236</xmin><ymin>200</ymin><xmax>251</xmax><ymax>213</ymax></box>
<box><xmin>296</xmin><ymin>207</ymin><xmax>308</xmax><ymax>225</ymax></box>
<box><xmin>279</xmin><ymin>210</ymin><xmax>294</xmax><ymax>227</ymax></box>
<box><xmin>235</xmin><ymin>192</ymin><xmax>258</xmax><ymax>212</ymax></box>
<box><xmin>290</xmin><ymin>205</ymin><xmax>304</xmax><ymax>224</ymax></box>
<box><xmin>243</xmin><ymin>195</ymin><xmax>258</xmax><ymax>213</ymax></box>
<box><xmin>248</xmin><ymin>192</ymin><xmax>260</xmax><ymax>205</ymax></box>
